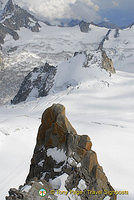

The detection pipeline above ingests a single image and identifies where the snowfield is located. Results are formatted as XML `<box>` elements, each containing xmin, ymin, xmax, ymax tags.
<box><xmin>0</xmin><ymin>23</ymin><xmax>134</xmax><ymax>199</ymax></box>
<box><xmin>104</xmin><ymin>26</ymin><xmax>134</xmax><ymax>73</ymax></box>
<box><xmin>1</xmin><ymin>23</ymin><xmax>108</xmax><ymax>104</ymax></box>
<box><xmin>0</xmin><ymin>68</ymin><xmax>134</xmax><ymax>199</ymax></box>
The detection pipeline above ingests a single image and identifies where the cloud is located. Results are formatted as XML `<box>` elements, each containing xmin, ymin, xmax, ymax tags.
<box><xmin>69</xmin><ymin>0</ymin><xmax>101</xmax><ymax>22</ymax></box>
<box><xmin>14</xmin><ymin>0</ymin><xmax>101</xmax><ymax>22</ymax></box>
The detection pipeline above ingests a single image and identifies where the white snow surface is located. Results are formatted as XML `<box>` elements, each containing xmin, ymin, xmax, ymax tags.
<box><xmin>52</xmin><ymin>51</ymin><xmax>109</xmax><ymax>92</ymax></box>
<box><xmin>78</xmin><ymin>179</ymin><xmax>87</xmax><ymax>190</ymax></box>
<box><xmin>49</xmin><ymin>177</ymin><xmax>62</xmax><ymax>190</ymax></box>
<box><xmin>47</xmin><ymin>147</ymin><xmax>67</xmax><ymax>163</ymax></box>
<box><xmin>0</xmin><ymin>68</ymin><xmax>134</xmax><ymax>199</ymax></box>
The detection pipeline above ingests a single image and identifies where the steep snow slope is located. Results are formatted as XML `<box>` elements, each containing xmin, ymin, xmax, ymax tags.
<box><xmin>0</xmin><ymin>51</ymin><xmax>134</xmax><ymax>199</ymax></box>
<box><xmin>0</xmin><ymin>23</ymin><xmax>108</xmax><ymax>104</ymax></box>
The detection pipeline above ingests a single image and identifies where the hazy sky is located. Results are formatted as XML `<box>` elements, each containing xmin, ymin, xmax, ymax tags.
<box><xmin>10</xmin><ymin>0</ymin><xmax>134</xmax><ymax>26</ymax></box>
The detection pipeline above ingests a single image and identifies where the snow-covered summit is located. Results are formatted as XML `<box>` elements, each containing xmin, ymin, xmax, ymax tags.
<box><xmin>11</xmin><ymin>50</ymin><xmax>115</xmax><ymax>104</ymax></box>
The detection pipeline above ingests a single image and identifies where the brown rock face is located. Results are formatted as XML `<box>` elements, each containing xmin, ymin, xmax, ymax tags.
<box><xmin>102</xmin><ymin>50</ymin><xmax>116</xmax><ymax>74</ymax></box>
<box><xmin>37</xmin><ymin>104</ymin><xmax>76</xmax><ymax>148</ymax></box>
<box><xmin>25</xmin><ymin>104</ymin><xmax>116</xmax><ymax>200</ymax></box>
<box><xmin>26</xmin><ymin>104</ymin><xmax>77</xmax><ymax>183</ymax></box>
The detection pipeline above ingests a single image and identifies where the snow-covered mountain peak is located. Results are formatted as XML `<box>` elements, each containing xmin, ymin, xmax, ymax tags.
<box><xmin>11</xmin><ymin>50</ymin><xmax>115</xmax><ymax>104</ymax></box>
<box><xmin>53</xmin><ymin>51</ymin><xmax>109</xmax><ymax>92</ymax></box>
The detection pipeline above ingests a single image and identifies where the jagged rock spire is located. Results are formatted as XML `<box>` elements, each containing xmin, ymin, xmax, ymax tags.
<box><xmin>6</xmin><ymin>104</ymin><xmax>117</xmax><ymax>199</ymax></box>
<box><xmin>25</xmin><ymin>104</ymin><xmax>116</xmax><ymax>200</ymax></box>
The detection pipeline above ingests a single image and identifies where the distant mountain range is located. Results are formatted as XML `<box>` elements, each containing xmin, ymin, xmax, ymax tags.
<box><xmin>49</xmin><ymin>18</ymin><xmax>121</xmax><ymax>29</ymax></box>
<box><xmin>0</xmin><ymin>0</ymin><xmax>133</xmax><ymax>32</ymax></box>
<box><xmin>97</xmin><ymin>21</ymin><xmax>119</xmax><ymax>29</ymax></box>
<box><xmin>49</xmin><ymin>18</ymin><xmax>133</xmax><ymax>30</ymax></box>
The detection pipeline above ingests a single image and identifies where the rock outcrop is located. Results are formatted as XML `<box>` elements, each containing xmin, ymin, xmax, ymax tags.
<box><xmin>79</xmin><ymin>21</ymin><xmax>91</xmax><ymax>33</ymax></box>
<box><xmin>6</xmin><ymin>104</ymin><xmax>116</xmax><ymax>200</ymax></box>
<box><xmin>114</xmin><ymin>29</ymin><xmax>119</xmax><ymax>38</ymax></box>
<box><xmin>97</xmin><ymin>30</ymin><xmax>116</xmax><ymax>74</ymax></box>
<box><xmin>102</xmin><ymin>50</ymin><xmax>116</xmax><ymax>74</ymax></box>
<box><xmin>11</xmin><ymin>63</ymin><xmax>56</xmax><ymax>104</ymax></box>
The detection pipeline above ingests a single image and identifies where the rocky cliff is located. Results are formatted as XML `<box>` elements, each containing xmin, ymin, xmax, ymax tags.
<box><xmin>11</xmin><ymin>63</ymin><xmax>56</xmax><ymax>105</ymax></box>
<box><xmin>6</xmin><ymin>104</ymin><xmax>116</xmax><ymax>200</ymax></box>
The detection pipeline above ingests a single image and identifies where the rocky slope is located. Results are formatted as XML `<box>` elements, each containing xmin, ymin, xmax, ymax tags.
<box><xmin>6</xmin><ymin>104</ymin><xmax>116</xmax><ymax>200</ymax></box>
<box><xmin>11</xmin><ymin>63</ymin><xmax>56</xmax><ymax>104</ymax></box>
<box><xmin>11</xmin><ymin>50</ymin><xmax>115</xmax><ymax>104</ymax></box>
